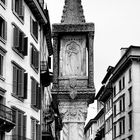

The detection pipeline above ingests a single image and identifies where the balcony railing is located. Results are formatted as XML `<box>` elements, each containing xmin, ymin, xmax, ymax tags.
<box><xmin>0</xmin><ymin>104</ymin><xmax>15</xmax><ymax>123</ymax></box>
<box><xmin>5</xmin><ymin>135</ymin><xmax>32</xmax><ymax>140</ymax></box>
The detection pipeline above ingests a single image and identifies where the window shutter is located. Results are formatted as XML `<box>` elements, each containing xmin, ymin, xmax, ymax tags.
<box><xmin>35</xmin><ymin>51</ymin><xmax>39</xmax><ymax>70</ymax></box>
<box><xmin>12</xmin><ymin>0</ymin><xmax>15</xmax><ymax>11</ymax></box>
<box><xmin>12</xmin><ymin>109</ymin><xmax>17</xmax><ymax>137</ymax></box>
<box><xmin>13</xmin><ymin>66</ymin><xmax>17</xmax><ymax>94</ymax></box>
<box><xmin>38</xmin><ymin>87</ymin><xmax>41</xmax><ymax>109</ymax></box>
<box><xmin>18</xmin><ymin>69</ymin><xmax>24</xmax><ymax>97</ymax></box>
<box><xmin>19</xmin><ymin>0</ymin><xmax>24</xmax><ymax>20</ymax></box>
<box><xmin>31</xmin><ymin>119</ymin><xmax>36</xmax><ymax>140</ymax></box>
<box><xmin>23</xmin><ymin>115</ymin><xmax>27</xmax><ymax>139</ymax></box>
<box><xmin>13</xmin><ymin>26</ymin><xmax>19</xmax><ymax>48</ymax></box>
<box><xmin>24</xmin><ymin>73</ymin><xmax>28</xmax><ymax>99</ymax></box>
<box><xmin>36</xmin><ymin>124</ymin><xmax>41</xmax><ymax>140</ymax></box>
<box><xmin>31</xmin><ymin>79</ymin><xmax>36</xmax><ymax>106</ymax></box>
<box><xmin>23</xmin><ymin>37</ymin><xmax>28</xmax><ymax>56</ymax></box>
<box><xmin>19</xmin><ymin>31</ymin><xmax>24</xmax><ymax>52</ymax></box>
<box><xmin>33</xmin><ymin>21</ymin><xmax>38</xmax><ymax>40</ymax></box>
<box><xmin>30</xmin><ymin>17</ymin><xmax>33</xmax><ymax>34</ymax></box>
<box><xmin>36</xmin><ymin>83</ymin><xmax>41</xmax><ymax>109</ymax></box>
<box><xmin>18</xmin><ymin>111</ymin><xmax>23</xmax><ymax>137</ymax></box>
<box><xmin>4</xmin><ymin>20</ymin><xmax>7</xmax><ymax>40</ymax></box>
<box><xmin>31</xmin><ymin>47</ymin><xmax>34</xmax><ymax>65</ymax></box>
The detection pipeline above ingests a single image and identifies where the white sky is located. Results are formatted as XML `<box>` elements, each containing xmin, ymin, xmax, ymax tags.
<box><xmin>45</xmin><ymin>0</ymin><xmax>140</xmax><ymax>121</ymax></box>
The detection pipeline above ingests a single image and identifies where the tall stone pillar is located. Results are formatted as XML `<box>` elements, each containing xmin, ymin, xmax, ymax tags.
<box><xmin>51</xmin><ymin>0</ymin><xmax>95</xmax><ymax>140</ymax></box>
<box><xmin>52</xmin><ymin>33</ymin><xmax>59</xmax><ymax>89</ymax></box>
<box><xmin>88</xmin><ymin>31</ymin><xmax>94</xmax><ymax>88</ymax></box>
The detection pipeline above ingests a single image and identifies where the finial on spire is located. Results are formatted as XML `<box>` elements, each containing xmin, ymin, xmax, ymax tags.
<box><xmin>61</xmin><ymin>0</ymin><xmax>86</xmax><ymax>24</ymax></box>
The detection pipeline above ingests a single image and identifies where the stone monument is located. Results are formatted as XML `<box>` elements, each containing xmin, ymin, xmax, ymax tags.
<box><xmin>51</xmin><ymin>0</ymin><xmax>95</xmax><ymax>139</ymax></box>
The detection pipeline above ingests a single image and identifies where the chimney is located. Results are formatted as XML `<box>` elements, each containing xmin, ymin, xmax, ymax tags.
<box><xmin>120</xmin><ymin>48</ymin><xmax>128</xmax><ymax>57</ymax></box>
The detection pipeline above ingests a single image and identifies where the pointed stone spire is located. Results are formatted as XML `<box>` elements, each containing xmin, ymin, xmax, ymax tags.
<box><xmin>61</xmin><ymin>0</ymin><xmax>86</xmax><ymax>24</ymax></box>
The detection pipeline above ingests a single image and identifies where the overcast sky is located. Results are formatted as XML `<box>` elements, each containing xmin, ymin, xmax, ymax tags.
<box><xmin>45</xmin><ymin>0</ymin><xmax>140</xmax><ymax>121</ymax></box>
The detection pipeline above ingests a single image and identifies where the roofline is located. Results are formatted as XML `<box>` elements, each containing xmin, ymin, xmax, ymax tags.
<box><xmin>84</xmin><ymin>119</ymin><xmax>97</xmax><ymax>133</ymax></box>
<box><xmin>24</xmin><ymin>0</ymin><xmax>48</xmax><ymax>24</ymax></box>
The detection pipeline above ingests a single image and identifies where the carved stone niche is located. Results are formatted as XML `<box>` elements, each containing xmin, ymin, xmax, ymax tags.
<box><xmin>58</xmin><ymin>102</ymin><xmax>88</xmax><ymax>123</ymax></box>
<box><xmin>59</xmin><ymin>35</ymin><xmax>87</xmax><ymax>77</ymax></box>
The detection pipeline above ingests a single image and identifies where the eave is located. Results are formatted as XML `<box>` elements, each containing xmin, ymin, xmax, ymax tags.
<box><xmin>111</xmin><ymin>56</ymin><xmax>140</xmax><ymax>82</ymax></box>
<box><xmin>95</xmin><ymin>85</ymin><xmax>105</xmax><ymax>100</ymax></box>
<box><xmin>84</xmin><ymin>119</ymin><xmax>97</xmax><ymax>133</ymax></box>
<box><xmin>93</xmin><ymin>108</ymin><xmax>104</xmax><ymax>121</ymax></box>
<box><xmin>24</xmin><ymin>0</ymin><xmax>48</xmax><ymax>24</ymax></box>
<box><xmin>99</xmin><ymin>83</ymin><xmax>113</xmax><ymax>103</ymax></box>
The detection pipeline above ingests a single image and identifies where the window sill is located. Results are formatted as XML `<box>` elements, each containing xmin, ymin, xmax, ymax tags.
<box><xmin>31</xmin><ymin>64</ymin><xmax>39</xmax><ymax>74</ymax></box>
<box><xmin>0</xmin><ymin>36</ymin><xmax>6</xmax><ymax>44</ymax></box>
<box><xmin>12</xmin><ymin>11</ymin><xmax>24</xmax><ymax>25</ymax></box>
<box><xmin>31</xmin><ymin>33</ymin><xmax>38</xmax><ymax>43</ymax></box>
<box><xmin>0</xmin><ymin>75</ymin><xmax>5</xmax><ymax>81</ymax></box>
<box><xmin>31</xmin><ymin>105</ymin><xmax>39</xmax><ymax>112</ymax></box>
<box><xmin>12</xmin><ymin>47</ymin><xmax>24</xmax><ymax>59</ymax></box>
<box><xmin>0</xmin><ymin>1</ymin><xmax>6</xmax><ymax>9</ymax></box>
<box><xmin>11</xmin><ymin>93</ymin><xmax>24</xmax><ymax>102</ymax></box>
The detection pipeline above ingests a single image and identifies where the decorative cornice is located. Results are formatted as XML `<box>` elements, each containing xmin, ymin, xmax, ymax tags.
<box><xmin>52</xmin><ymin>23</ymin><xmax>94</xmax><ymax>33</ymax></box>
<box><xmin>61</xmin><ymin>0</ymin><xmax>85</xmax><ymax>24</ymax></box>
<box><xmin>24</xmin><ymin>0</ymin><xmax>48</xmax><ymax>24</ymax></box>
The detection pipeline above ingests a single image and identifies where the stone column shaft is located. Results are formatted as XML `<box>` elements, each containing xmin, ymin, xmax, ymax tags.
<box><xmin>88</xmin><ymin>31</ymin><xmax>94</xmax><ymax>88</ymax></box>
<box><xmin>52</xmin><ymin>33</ymin><xmax>59</xmax><ymax>89</ymax></box>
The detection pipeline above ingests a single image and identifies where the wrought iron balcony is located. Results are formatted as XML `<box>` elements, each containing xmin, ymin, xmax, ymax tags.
<box><xmin>0</xmin><ymin>104</ymin><xmax>15</xmax><ymax>132</ymax></box>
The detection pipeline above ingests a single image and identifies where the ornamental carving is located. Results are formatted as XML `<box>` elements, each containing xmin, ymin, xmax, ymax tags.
<box><xmin>59</xmin><ymin>35</ymin><xmax>86</xmax><ymax>77</ymax></box>
<box><xmin>58</xmin><ymin>102</ymin><xmax>87</xmax><ymax>122</ymax></box>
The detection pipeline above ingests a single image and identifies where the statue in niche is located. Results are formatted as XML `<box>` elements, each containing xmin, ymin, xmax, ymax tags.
<box><xmin>65</xmin><ymin>41</ymin><xmax>81</xmax><ymax>76</ymax></box>
<box><xmin>59</xmin><ymin>37</ymin><xmax>87</xmax><ymax>77</ymax></box>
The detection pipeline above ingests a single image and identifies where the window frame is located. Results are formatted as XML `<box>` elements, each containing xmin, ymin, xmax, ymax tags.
<box><xmin>12</xmin><ymin>107</ymin><xmax>26</xmax><ymax>140</ymax></box>
<box><xmin>31</xmin><ymin>77</ymin><xmax>41</xmax><ymax>110</ymax></box>
<box><xmin>128</xmin><ymin>68</ymin><xmax>132</xmax><ymax>83</ymax></box>
<box><xmin>31</xmin><ymin>44</ymin><xmax>39</xmax><ymax>72</ymax></box>
<box><xmin>0</xmin><ymin>16</ymin><xmax>7</xmax><ymax>43</ymax></box>
<box><xmin>12</xmin><ymin>23</ymin><xmax>28</xmax><ymax>57</ymax></box>
<box><xmin>12</xmin><ymin>0</ymin><xmax>24</xmax><ymax>22</ymax></box>
<box><xmin>12</xmin><ymin>62</ymin><xmax>28</xmax><ymax>100</ymax></box>
<box><xmin>113</xmin><ymin>95</ymin><xmax>125</xmax><ymax>117</ymax></box>
<box><xmin>30</xmin><ymin>16</ymin><xmax>38</xmax><ymax>41</ymax></box>
<box><xmin>0</xmin><ymin>53</ymin><xmax>3</xmax><ymax>77</ymax></box>
<box><xmin>128</xmin><ymin>87</ymin><xmax>132</xmax><ymax>106</ymax></box>
<box><xmin>31</xmin><ymin>117</ymin><xmax>41</xmax><ymax>140</ymax></box>
<box><xmin>128</xmin><ymin>111</ymin><xmax>132</xmax><ymax>131</ymax></box>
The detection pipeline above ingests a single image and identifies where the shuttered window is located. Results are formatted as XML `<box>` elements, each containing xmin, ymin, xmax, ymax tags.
<box><xmin>12</xmin><ymin>108</ymin><xmax>26</xmax><ymax>140</ymax></box>
<box><xmin>12</xmin><ymin>0</ymin><xmax>24</xmax><ymax>20</ymax></box>
<box><xmin>31</xmin><ymin>118</ymin><xmax>41</xmax><ymax>140</ymax></box>
<box><xmin>13</xmin><ymin>24</ymin><xmax>28</xmax><ymax>56</ymax></box>
<box><xmin>0</xmin><ymin>16</ymin><xmax>7</xmax><ymax>41</ymax></box>
<box><xmin>31</xmin><ymin>78</ymin><xmax>41</xmax><ymax>109</ymax></box>
<box><xmin>12</xmin><ymin>64</ymin><xmax>28</xmax><ymax>99</ymax></box>
<box><xmin>0</xmin><ymin>53</ymin><xmax>3</xmax><ymax>76</ymax></box>
<box><xmin>30</xmin><ymin>17</ymin><xmax>38</xmax><ymax>41</ymax></box>
<box><xmin>31</xmin><ymin>45</ymin><xmax>39</xmax><ymax>71</ymax></box>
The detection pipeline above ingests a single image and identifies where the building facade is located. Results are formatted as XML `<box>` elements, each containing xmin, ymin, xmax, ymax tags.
<box><xmin>85</xmin><ymin>45</ymin><xmax>140</xmax><ymax>140</ymax></box>
<box><xmin>111</xmin><ymin>46</ymin><xmax>140</xmax><ymax>140</ymax></box>
<box><xmin>0</xmin><ymin>0</ymin><xmax>52</xmax><ymax>140</ymax></box>
<box><xmin>84</xmin><ymin>119</ymin><xmax>97</xmax><ymax>140</ymax></box>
